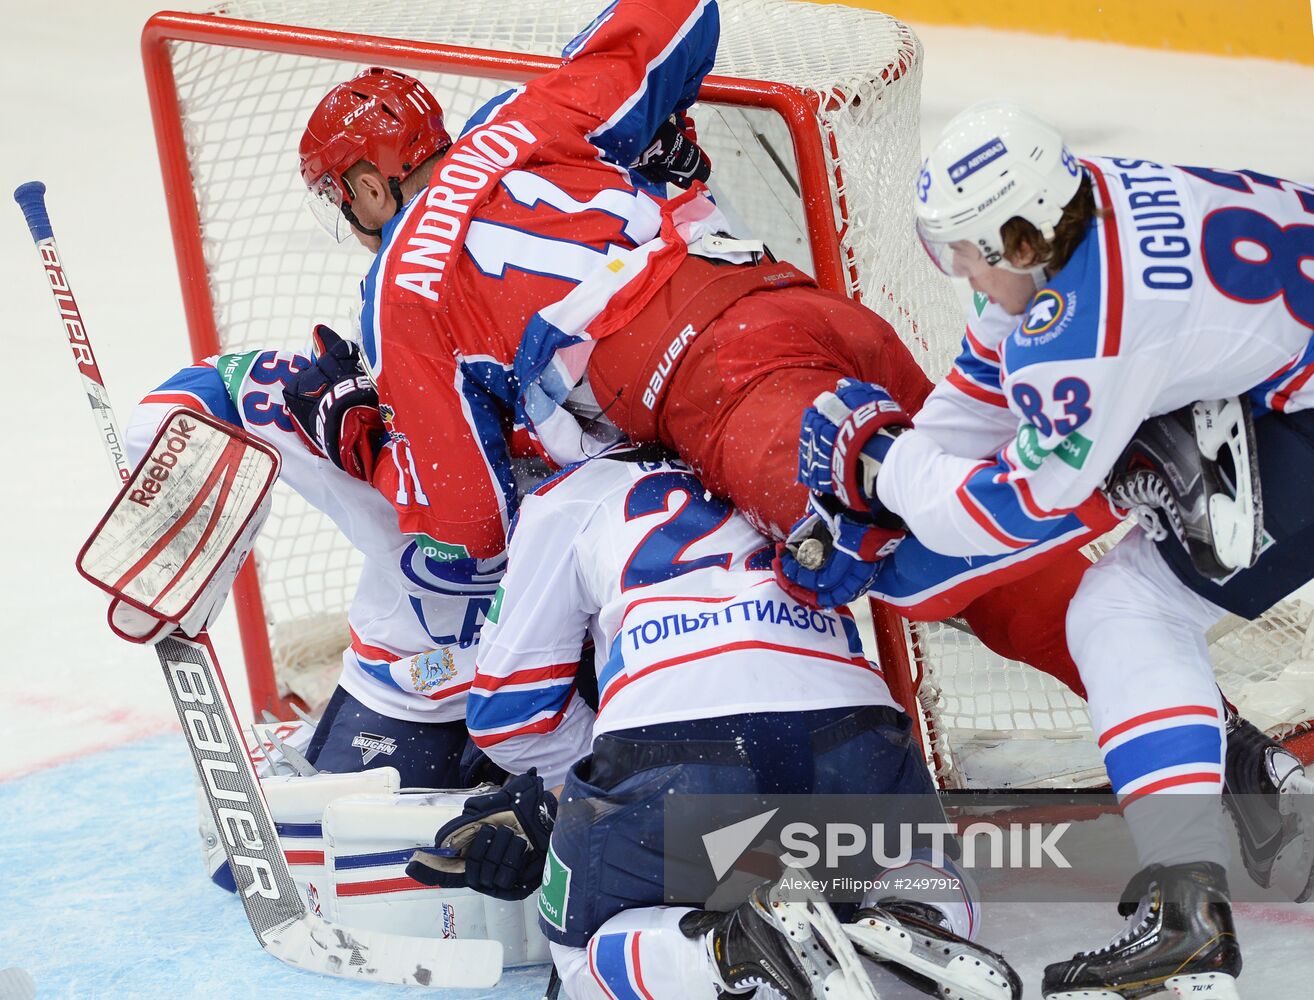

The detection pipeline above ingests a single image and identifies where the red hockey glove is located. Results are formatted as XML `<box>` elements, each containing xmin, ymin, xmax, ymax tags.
<box><xmin>283</xmin><ymin>325</ymin><xmax>386</xmax><ymax>481</ymax></box>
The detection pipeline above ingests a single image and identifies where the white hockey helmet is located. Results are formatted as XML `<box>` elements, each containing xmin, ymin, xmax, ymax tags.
<box><xmin>915</xmin><ymin>101</ymin><xmax>1082</xmax><ymax>276</ymax></box>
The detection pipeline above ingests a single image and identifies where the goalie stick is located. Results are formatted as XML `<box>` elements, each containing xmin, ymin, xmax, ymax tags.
<box><xmin>13</xmin><ymin>181</ymin><xmax>502</xmax><ymax>988</ymax></box>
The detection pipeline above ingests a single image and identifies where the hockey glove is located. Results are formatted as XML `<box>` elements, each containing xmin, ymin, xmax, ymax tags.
<box><xmin>798</xmin><ymin>379</ymin><xmax>911</xmax><ymax>511</ymax></box>
<box><xmin>774</xmin><ymin>492</ymin><xmax>905</xmax><ymax>609</ymax></box>
<box><xmin>406</xmin><ymin>768</ymin><xmax>558</xmax><ymax>901</ymax></box>
<box><xmin>282</xmin><ymin>325</ymin><xmax>386</xmax><ymax>481</ymax></box>
<box><xmin>634</xmin><ymin>113</ymin><xmax>712</xmax><ymax>190</ymax></box>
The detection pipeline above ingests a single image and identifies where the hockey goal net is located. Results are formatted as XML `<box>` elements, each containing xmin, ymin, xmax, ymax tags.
<box><xmin>142</xmin><ymin>0</ymin><xmax>1313</xmax><ymax>788</ymax></box>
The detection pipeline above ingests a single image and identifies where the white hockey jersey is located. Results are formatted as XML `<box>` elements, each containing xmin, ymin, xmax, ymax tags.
<box><xmin>126</xmin><ymin>349</ymin><xmax>512</xmax><ymax>723</ymax></box>
<box><xmin>880</xmin><ymin>157</ymin><xmax>1314</xmax><ymax>558</ymax></box>
<box><xmin>467</xmin><ymin>450</ymin><xmax>899</xmax><ymax>786</ymax></box>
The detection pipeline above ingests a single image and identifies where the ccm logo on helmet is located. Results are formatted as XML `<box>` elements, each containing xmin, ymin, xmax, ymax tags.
<box><xmin>341</xmin><ymin>97</ymin><xmax>378</xmax><ymax>129</ymax></box>
<box><xmin>949</xmin><ymin>137</ymin><xmax>1008</xmax><ymax>184</ymax></box>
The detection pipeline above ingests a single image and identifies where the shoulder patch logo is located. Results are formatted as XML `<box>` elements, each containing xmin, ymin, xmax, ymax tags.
<box><xmin>1021</xmin><ymin>290</ymin><xmax>1066</xmax><ymax>336</ymax></box>
<box><xmin>409</xmin><ymin>648</ymin><xmax>459</xmax><ymax>694</ymax></box>
<box><xmin>972</xmin><ymin>290</ymin><xmax>989</xmax><ymax>317</ymax></box>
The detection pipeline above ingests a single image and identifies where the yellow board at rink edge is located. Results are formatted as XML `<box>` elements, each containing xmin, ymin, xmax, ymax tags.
<box><xmin>810</xmin><ymin>0</ymin><xmax>1314</xmax><ymax>66</ymax></box>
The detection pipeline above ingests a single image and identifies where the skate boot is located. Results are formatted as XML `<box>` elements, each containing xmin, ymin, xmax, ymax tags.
<box><xmin>1042</xmin><ymin>862</ymin><xmax>1241</xmax><ymax>999</ymax></box>
<box><xmin>681</xmin><ymin>871</ymin><xmax>878</xmax><ymax>999</ymax></box>
<box><xmin>845</xmin><ymin>898</ymin><xmax>1020</xmax><ymax>1000</ymax></box>
<box><xmin>1224</xmin><ymin>707</ymin><xmax>1314</xmax><ymax>901</ymax></box>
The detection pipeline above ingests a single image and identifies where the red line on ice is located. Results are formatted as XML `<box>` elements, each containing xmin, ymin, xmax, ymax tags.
<box><xmin>0</xmin><ymin>691</ymin><xmax>175</xmax><ymax>782</ymax></box>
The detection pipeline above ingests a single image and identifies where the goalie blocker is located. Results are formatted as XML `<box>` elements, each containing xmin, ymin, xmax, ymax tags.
<box><xmin>76</xmin><ymin>408</ymin><xmax>279</xmax><ymax>643</ymax></box>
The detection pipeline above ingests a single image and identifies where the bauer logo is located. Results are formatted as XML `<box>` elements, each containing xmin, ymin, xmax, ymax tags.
<box><xmin>948</xmin><ymin>137</ymin><xmax>1007</xmax><ymax>183</ymax></box>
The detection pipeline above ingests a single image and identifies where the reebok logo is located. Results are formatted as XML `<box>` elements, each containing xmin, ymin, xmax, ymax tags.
<box><xmin>129</xmin><ymin>417</ymin><xmax>198</xmax><ymax>507</ymax></box>
<box><xmin>352</xmin><ymin>733</ymin><xmax>398</xmax><ymax>766</ymax></box>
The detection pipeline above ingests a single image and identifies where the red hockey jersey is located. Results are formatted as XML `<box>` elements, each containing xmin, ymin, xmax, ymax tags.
<box><xmin>359</xmin><ymin>0</ymin><xmax>729</xmax><ymax>560</ymax></box>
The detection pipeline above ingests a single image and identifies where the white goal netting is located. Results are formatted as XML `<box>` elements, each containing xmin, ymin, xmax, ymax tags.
<box><xmin>153</xmin><ymin>0</ymin><xmax>1313</xmax><ymax>784</ymax></box>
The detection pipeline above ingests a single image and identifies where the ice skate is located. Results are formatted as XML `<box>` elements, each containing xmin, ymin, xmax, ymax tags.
<box><xmin>1042</xmin><ymin>863</ymin><xmax>1241</xmax><ymax>1000</ymax></box>
<box><xmin>1224</xmin><ymin>708</ymin><xmax>1314</xmax><ymax>901</ymax></box>
<box><xmin>845</xmin><ymin>897</ymin><xmax>1020</xmax><ymax>1000</ymax></box>
<box><xmin>682</xmin><ymin>869</ymin><xmax>879</xmax><ymax>999</ymax></box>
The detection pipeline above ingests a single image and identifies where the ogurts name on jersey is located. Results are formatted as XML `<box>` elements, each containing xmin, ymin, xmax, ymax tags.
<box><xmin>394</xmin><ymin>120</ymin><xmax>539</xmax><ymax>302</ymax></box>
<box><xmin>1108</xmin><ymin>158</ymin><xmax>1194</xmax><ymax>295</ymax></box>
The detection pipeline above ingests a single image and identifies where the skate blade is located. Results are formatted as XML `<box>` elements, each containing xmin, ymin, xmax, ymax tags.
<box><xmin>1044</xmin><ymin>973</ymin><xmax>1241</xmax><ymax>1000</ymax></box>
<box><xmin>845</xmin><ymin>918</ymin><xmax>1014</xmax><ymax>1000</ymax></box>
<box><xmin>761</xmin><ymin>873</ymin><xmax>879</xmax><ymax>999</ymax></box>
<box><xmin>1165</xmin><ymin>972</ymin><xmax>1241</xmax><ymax>999</ymax></box>
<box><xmin>1272</xmin><ymin>819</ymin><xmax>1314</xmax><ymax>903</ymax></box>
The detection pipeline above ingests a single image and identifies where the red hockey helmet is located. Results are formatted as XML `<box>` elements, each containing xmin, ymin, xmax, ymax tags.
<box><xmin>299</xmin><ymin>67</ymin><xmax>451</xmax><ymax>241</ymax></box>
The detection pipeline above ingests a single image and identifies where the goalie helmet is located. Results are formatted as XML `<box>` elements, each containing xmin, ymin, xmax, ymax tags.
<box><xmin>915</xmin><ymin>101</ymin><xmax>1082</xmax><ymax>277</ymax></box>
<box><xmin>299</xmin><ymin>67</ymin><xmax>451</xmax><ymax>240</ymax></box>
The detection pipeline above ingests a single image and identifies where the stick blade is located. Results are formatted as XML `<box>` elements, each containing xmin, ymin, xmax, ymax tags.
<box><xmin>264</xmin><ymin>913</ymin><xmax>503</xmax><ymax>988</ymax></box>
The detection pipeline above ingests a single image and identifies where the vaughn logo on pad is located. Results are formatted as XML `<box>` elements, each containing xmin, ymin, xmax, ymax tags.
<box><xmin>352</xmin><ymin>733</ymin><xmax>398</xmax><ymax>766</ymax></box>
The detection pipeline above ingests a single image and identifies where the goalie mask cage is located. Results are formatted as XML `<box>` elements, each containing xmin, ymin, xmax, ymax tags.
<box><xmin>142</xmin><ymin>0</ymin><xmax>1313</xmax><ymax>789</ymax></box>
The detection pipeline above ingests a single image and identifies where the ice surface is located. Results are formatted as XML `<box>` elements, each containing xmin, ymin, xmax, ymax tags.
<box><xmin>3</xmin><ymin>2</ymin><xmax>1312</xmax><ymax>996</ymax></box>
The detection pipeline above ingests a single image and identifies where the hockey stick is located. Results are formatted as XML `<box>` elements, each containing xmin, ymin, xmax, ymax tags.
<box><xmin>13</xmin><ymin>181</ymin><xmax>502</xmax><ymax>988</ymax></box>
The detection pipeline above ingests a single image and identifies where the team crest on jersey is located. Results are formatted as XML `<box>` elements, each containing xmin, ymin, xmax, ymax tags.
<box><xmin>409</xmin><ymin>647</ymin><xmax>459</xmax><ymax>694</ymax></box>
<box><xmin>352</xmin><ymin>732</ymin><xmax>398</xmax><ymax>765</ymax></box>
<box><xmin>1021</xmin><ymin>290</ymin><xmax>1066</xmax><ymax>335</ymax></box>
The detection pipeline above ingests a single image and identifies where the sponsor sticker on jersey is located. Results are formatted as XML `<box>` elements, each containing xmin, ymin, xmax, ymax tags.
<box><xmin>351</xmin><ymin>732</ymin><xmax>398</xmax><ymax>766</ymax></box>
<box><xmin>538</xmin><ymin>844</ymin><xmax>572</xmax><ymax>931</ymax></box>
<box><xmin>216</xmin><ymin>351</ymin><xmax>261</xmax><ymax>405</ymax></box>
<box><xmin>1017</xmin><ymin>424</ymin><xmax>1093</xmax><ymax>471</ymax></box>
<box><xmin>972</xmin><ymin>290</ymin><xmax>989</xmax><ymax>317</ymax></box>
<box><xmin>949</xmin><ymin>137</ymin><xmax>1007</xmax><ymax>183</ymax></box>
<box><xmin>487</xmin><ymin>585</ymin><xmax>505</xmax><ymax>625</ymax></box>
<box><xmin>415</xmin><ymin>534</ymin><xmax>473</xmax><ymax>563</ymax></box>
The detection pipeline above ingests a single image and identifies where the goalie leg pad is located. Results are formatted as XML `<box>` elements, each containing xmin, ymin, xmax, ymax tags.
<box><xmin>324</xmin><ymin>789</ymin><xmax>550</xmax><ymax>967</ymax></box>
<box><xmin>199</xmin><ymin>762</ymin><xmax>401</xmax><ymax>899</ymax></box>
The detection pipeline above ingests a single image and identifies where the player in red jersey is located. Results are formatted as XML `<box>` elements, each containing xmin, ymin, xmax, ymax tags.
<box><xmin>294</xmin><ymin>0</ymin><xmax>1109</xmax><ymax>686</ymax></box>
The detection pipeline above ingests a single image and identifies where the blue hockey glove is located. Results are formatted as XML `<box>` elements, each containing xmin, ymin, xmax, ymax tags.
<box><xmin>406</xmin><ymin>768</ymin><xmax>558</xmax><ymax>901</ymax></box>
<box><xmin>634</xmin><ymin>114</ymin><xmax>712</xmax><ymax>189</ymax></box>
<box><xmin>774</xmin><ymin>492</ymin><xmax>905</xmax><ymax>609</ymax></box>
<box><xmin>283</xmin><ymin>324</ymin><xmax>385</xmax><ymax>481</ymax></box>
<box><xmin>798</xmin><ymin>379</ymin><xmax>911</xmax><ymax>510</ymax></box>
